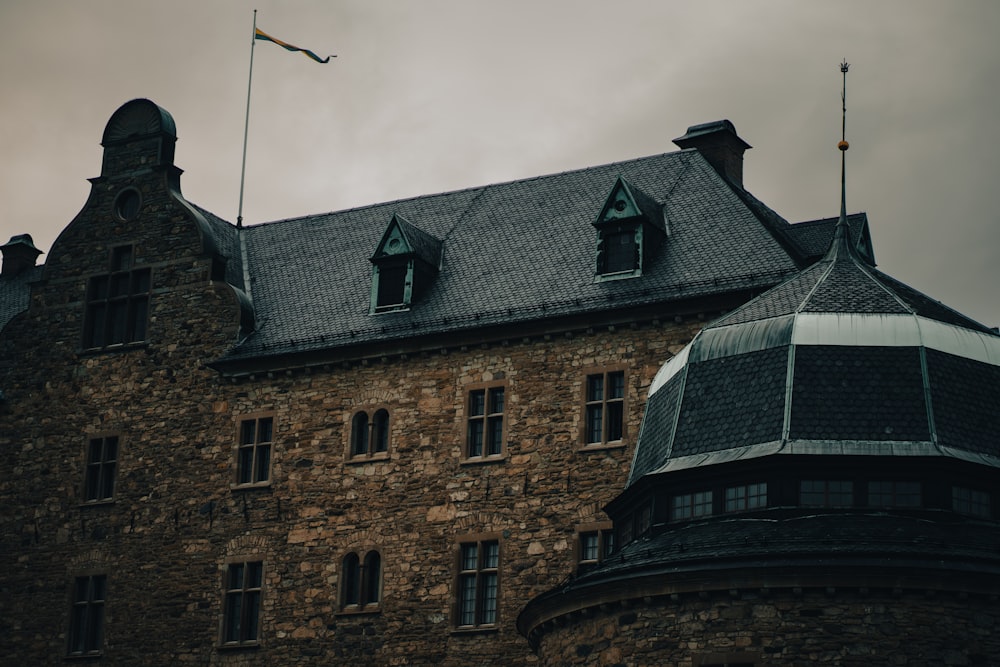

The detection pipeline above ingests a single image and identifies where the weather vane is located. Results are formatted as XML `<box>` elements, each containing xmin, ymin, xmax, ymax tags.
<box><xmin>839</xmin><ymin>59</ymin><xmax>850</xmax><ymax>151</ymax></box>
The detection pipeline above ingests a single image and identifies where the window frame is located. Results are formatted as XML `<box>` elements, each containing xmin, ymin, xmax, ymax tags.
<box><xmin>371</xmin><ymin>259</ymin><xmax>414</xmax><ymax>314</ymax></box>
<box><xmin>454</xmin><ymin>535</ymin><xmax>501</xmax><ymax>631</ymax></box>
<box><xmin>576</xmin><ymin>522</ymin><xmax>615</xmax><ymax>567</ymax></box>
<box><xmin>670</xmin><ymin>490</ymin><xmax>713</xmax><ymax>522</ymax></box>
<box><xmin>868</xmin><ymin>480</ymin><xmax>922</xmax><ymax>508</ymax></box>
<box><xmin>724</xmin><ymin>482</ymin><xmax>768</xmax><ymax>513</ymax></box>
<box><xmin>67</xmin><ymin>573</ymin><xmax>107</xmax><ymax>657</ymax></box>
<box><xmin>800</xmin><ymin>480</ymin><xmax>854</xmax><ymax>508</ymax></box>
<box><xmin>82</xmin><ymin>434</ymin><xmax>120</xmax><ymax>505</ymax></box>
<box><xmin>347</xmin><ymin>407</ymin><xmax>391</xmax><ymax>461</ymax></box>
<box><xmin>219</xmin><ymin>559</ymin><xmax>264</xmax><ymax>648</ymax></box>
<box><xmin>463</xmin><ymin>382</ymin><xmax>508</xmax><ymax>462</ymax></box>
<box><xmin>233</xmin><ymin>414</ymin><xmax>275</xmax><ymax>489</ymax></box>
<box><xmin>581</xmin><ymin>367</ymin><xmax>627</xmax><ymax>448</ymax></box>
<box><xmin>953</xmin><ymin>485</ymin><xmax>991</xmax><ymax>518</ymax></box>
<box><xmin>82</xmin><ymin>244</ymin><xmax>152</xmax><ymax>351</ymax></box>
<box><xmin>339</xmin><ymin>549</ymin><xmax>383</xmax><ymax>613</ymax></box>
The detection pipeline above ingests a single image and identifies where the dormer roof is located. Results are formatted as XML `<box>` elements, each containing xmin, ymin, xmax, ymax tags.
<box><xmin>371</xmin><ymin>214</ymin><xmax>443</xmax><ymax>268</ymax></box>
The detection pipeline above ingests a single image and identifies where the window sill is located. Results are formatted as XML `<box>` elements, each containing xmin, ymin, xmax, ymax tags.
<box><xmin>336</xmin><ymin>605</ymin><xmax>382</xmax><ymax>616</ymax></box>
<box><xmin>345</xmin><ymin>453</ymin><xmax>390</xmax><ymax>465</ymax></box>
<box><xmin>451</xmin><ymin>625</ymin><xmax>499</xmax><ymax>636</ymax></box>
<box><xmin>460</xmin><ymin>455</ymin><xmax>507</xmax><ymax>466</ymax></box>
<box><xmin>64</xmin><ymin>652</ymin><xmax>103</xmax><ymax>661</ymax></box>
<box><xmin>578</xmin><ymin>442</ymin><xmax>627</xmax><ymax>452</ymax></box>
<box><xmin>78</xmin><ymin>341</ymin><xmax>149</xmax><ymax>356</ymax></box>
<box><xmin>79</xmin><ymin>499</ymin><xmax>115</xmax><ymax>509</ymax></box>
<box><xmin>230</xmin><ymin>481</ymin><xmax>272</xmax><ymax>492</ymax></box>
<box><xmin>216</xmin><ymin>641</ymin><xmax>260</xmax><ymax>652</ymax></box>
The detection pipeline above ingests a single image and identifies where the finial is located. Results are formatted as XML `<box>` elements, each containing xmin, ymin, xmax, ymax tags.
<box><xmin>834</xmin><ymin>59</ymin><xmax>851</xmax><ymax>243</ymax></box>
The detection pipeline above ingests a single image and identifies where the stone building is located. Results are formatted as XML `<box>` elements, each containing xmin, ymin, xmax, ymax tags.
<box><xmin>2</xmin><ymin>96</ymin><xmax>987</xmax><ymax>666</ymax></box>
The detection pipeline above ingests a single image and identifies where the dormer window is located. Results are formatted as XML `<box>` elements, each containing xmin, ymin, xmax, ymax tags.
<box><xmin>593</xmin><ymin>177</ymin><xmax>666</xmax><ymax>281</ymax></box>
<box><xmin>369</xmin><ymin>214</ymin><xmax>442</xmax><ymax>314</ymax></box>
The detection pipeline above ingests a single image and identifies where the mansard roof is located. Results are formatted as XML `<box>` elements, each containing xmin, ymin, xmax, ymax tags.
<box><xmin>211</xmin><ymin>149</ymin><xmax>851</xmax><ymax>372</ymax></box>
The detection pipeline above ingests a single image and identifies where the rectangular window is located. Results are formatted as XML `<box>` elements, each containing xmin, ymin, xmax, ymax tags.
<box><xmin>953</xmin><ymin>486</ymin><xmax>991</xmax><ymax>518</ymax></box>
<box><xmin>67</xmin><ymin>574</ymin><xmax>106</xmax><ymax>656</ymax></box>
<box><xmin>222</xmin><ymin>561</ymin><xmax>263</xmax><ymax>646</ymax></box>
<box><xmin>83</xmin><ymin>436</ymin><xmax>118</xmax><ymax>503</ymax></box>
<box><xmin>236</xmin><ymin>417</ymin><xmax>273</xmax><ymax>485</ymax></box>
<box><xmin>868</xmin><ymin>481</ymin><xmax>921</xmax><ymax>508</ymax></box>
<box><xmin>584</xmin><ymin>370</ymin><xmax>625</xmax><ymax>445</ymax></box>
<box><xmin>725</xmin><ymin>482</ymin><xmax>767</xmax><ymax>512</ymax></box>
<box><xmin>466</xmin><ymin>385</ymin><xmax>505</xmax><ymax>458</ymax></box>
<box><xmin>603</xmin><ymin>229</ymin><xmax>638</xmax><ymax>274</ymax></box>
<box><xmin>457</xmin><ymin>539</ymin><xmax>499</xmax><ymax>628</ymax></box>
<box><xmin>376</xmin><ymin>263</ymin><xmax>408</xmax><ymax>309</ymax></box>
<box><xmin>83</xmin><ymin>245</ymin><xmax>151</xmax><ymax>349</ymax></box>
<box><xmin>800</xmin><ymin>480</ymin><xmax>853</xmax><ymax>507</ymax></box>
<box><xmin>671</xmin><ymin>490</ymin><xmax>713</xmax><ymax>521</ymax></box>
<box><xmin>578</xmin><ymin>526</ymin><xmax>615</xmax><ymax>565</ymax></box>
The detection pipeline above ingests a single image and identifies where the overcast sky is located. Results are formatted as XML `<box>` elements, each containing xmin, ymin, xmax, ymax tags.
<box><xmin>2</xmin><ymin>1</ymin><xmax>998</xmax><ymax>327</ymax></box>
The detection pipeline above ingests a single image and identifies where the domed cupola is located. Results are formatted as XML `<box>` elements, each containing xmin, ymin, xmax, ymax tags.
<box><xmin>629</xmin><ymin>213</ymin><xmax>1000</xmax><ymax>487</ymax></box>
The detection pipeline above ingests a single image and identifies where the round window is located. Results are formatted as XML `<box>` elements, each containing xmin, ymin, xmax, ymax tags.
<box><xmin>114</xmin><ymin>189</ymin><xmax>141</xmax><ymax>221</ymax></box>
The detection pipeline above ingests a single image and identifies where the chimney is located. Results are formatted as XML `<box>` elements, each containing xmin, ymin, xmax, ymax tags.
<box><xmin>1</xmin><ymin>234</ymin><xmax>42</xmax><ymax>277</ymax></box>
<box><xmin>673</xmin><ymin>120</ymin><xmax>751</xmax><ymax>188</ymax></box>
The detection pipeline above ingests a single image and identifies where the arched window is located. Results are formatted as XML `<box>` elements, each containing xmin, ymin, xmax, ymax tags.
<box><xmin>340</xmin><ymin>550</ymin><xmax>381</xmax><ymax>611</ymax></box>
<box><xmin>362</xmin><ymin>551</ymin><xmax>382</xmax><ymax>606</ymax></box>
<box><xmin>350</xmin><ymin>412</ymin><xmax>369</xmax><ymax>457</ymax></box>
<box><xmin>372</xmin><ymin>410</ymin><xmax>389</xmax><ymax>454</ymax></box>
<box><xmin>341</xmin><ymin>552</ymin><xmax>360</xmax><ymax>607</ymax></box>
<box><xmin>348</xmin><ymin>409</ymin><xmax>391</xmax><ymax>459</ymax></box>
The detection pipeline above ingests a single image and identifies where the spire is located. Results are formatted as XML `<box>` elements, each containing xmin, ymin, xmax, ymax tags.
<box><xmin>825</xmin><ymin>59</ymin><xmax>855</xmax><ymax>260</ymax></box>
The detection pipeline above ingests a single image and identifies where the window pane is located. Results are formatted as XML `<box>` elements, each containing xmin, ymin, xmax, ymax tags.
<box><xmin>486</xmin><ymin>416</ymin><xmax>503</xmax><ymax>456</ymax></box>
<box><xmin>467</xmin><ymin>421</ymin><xmax>483</xmax><ymax>457</ymax></box>
<box><xmin>377</xmin><ymin>265</ymin><xmax>407</xmax><ymax>307</ymax></box>
<box><xmin>343</xmin><ymin>554</ymin><xmax>360</xmax><ymax>605</ymax></box>
<box><xmin>257</xmin><ymin>418</ymin><xmax>273</xmax><ymax>443</ymax></box>
<box><xmin>586</xmin><ymin>374</ymin><xmax>603</xmax><ymax>402</ymax></box>
<box><xmin>254</xmin><ymin>445</ymin><xmax>270</xmax><ymax>483</ymax></box>
<box><xmin>606</xmin><ymin>402</ymin><xmax>623</xmax><ymax>441</ymax></box>
<box><xmin>240</xmin><ymin>420</ymin><xmax>256</xmax><ymax>446</ymax></box>
<box><xmin>488</xmin><ymin>387</ymin><xmax>504</xmax><ymax>415</ymax></box>
<box><xmin>459</xmin><ymin>574</ymin><xmax>477</xmax><ymax>625</ymax></box>
<box><xmin>351</xmin><ymin>412</ymin><xmax>369</xmax><ymax>456</ymax></box>
<box><xmin>469</xmin><ymin>390</ymin><xmax>485</xmax><ymax>417</ymax></box>
<box><xmin>605</xmin><ymin>230</ymin><xmax>636</xmax><ymax>273</ymax></box>
<box><xmin>585</xmin><ymin>405</ymin><xmax>603</xmax><ymax>443</ymax></box>
<box><xmin>608</xmin><ymin>371</ymin><xmax>625</xmax><ymax>399</ymax></box>
<box><xmin>580</xmin><ymin>532</ymin><xmax>598</xmax><ymax>561</ymax></box>
<box><xmin>480</xmin><ymin>572</ymin><xmax>498</xmax><ymax>624</ymax></box>
<box><xmin>224</xmin><ymin>593</ymin><xmax>242</xmax><ymax>642</ymax></box>
<box><xmin>237</xmin><ymin>447</ymin><xmax>254</xmax><ymax>484</ymax></box>
<box><xmin>243</xmin><ymin>590</ymin><xmax>260</xmax><ymax>641</ymax></box>
<box><xmin>483</xmin><ymin>541</ymin><xmax>499</xmax><ymax>569</ymax></box>
<box><xmin>461</xmin><ymin>543</ymin><xmax>478</xmax><ymax>571</ymax></box>
<box><xmin>373</xmin><ymin>410</ymin><xmax>389</xmax><ymax>453</ymax></box>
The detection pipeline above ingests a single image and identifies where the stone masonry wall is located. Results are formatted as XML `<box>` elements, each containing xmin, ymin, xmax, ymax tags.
<box><xmin>0</xmin><ymin>163</ymin><xmax>704</xmax><ymax>665</ymax></box>
<box><xmin>532</xmin><ymin>588</ymin><xmax>1000</xmax><ymax>666</ymax></box>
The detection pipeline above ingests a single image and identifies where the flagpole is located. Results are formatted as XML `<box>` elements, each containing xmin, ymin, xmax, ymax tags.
<box><xmin>237</xmin><ymin>9</ymin><xmax>257</xmax><ymax>229</ymax></box>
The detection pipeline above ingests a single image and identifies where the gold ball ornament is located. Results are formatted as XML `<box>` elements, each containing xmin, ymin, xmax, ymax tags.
<box><xmin>838</xmin><ymin>140</ymin><xmax>850</xmax><ymax>151</ymax></box>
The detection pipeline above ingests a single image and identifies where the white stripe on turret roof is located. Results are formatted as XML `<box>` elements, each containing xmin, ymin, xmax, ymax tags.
<box><xmin>647</xmin><ymin>312</ymin><xmax>1000</xmax><ymax>398</ymax></box>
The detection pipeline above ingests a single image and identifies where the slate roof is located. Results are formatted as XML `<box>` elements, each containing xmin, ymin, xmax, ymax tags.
<box><xmin>532</xmin><ymin>511</ymin><xmax>1000</xmax><ymax>603</ymax></box>
<box><xmin>629</xmin><ymin>216</ymin><xmax>1000</xmax><ymax>485</ymax></box>
<box><xmin>212</xmin><ymin>149</ymin><xmax>828</xmax><ymax>369</ymax></box>
<box><xmin>0</xmin><ymin>265</ymin><xmax>42</xmax><ymax>332</ymax></box>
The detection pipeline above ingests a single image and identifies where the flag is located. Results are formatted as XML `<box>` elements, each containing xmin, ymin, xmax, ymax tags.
<box><xmin>254</xmin><ymin>27</ymin><xmax>335</xmax><ymax>63</ymax></box>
